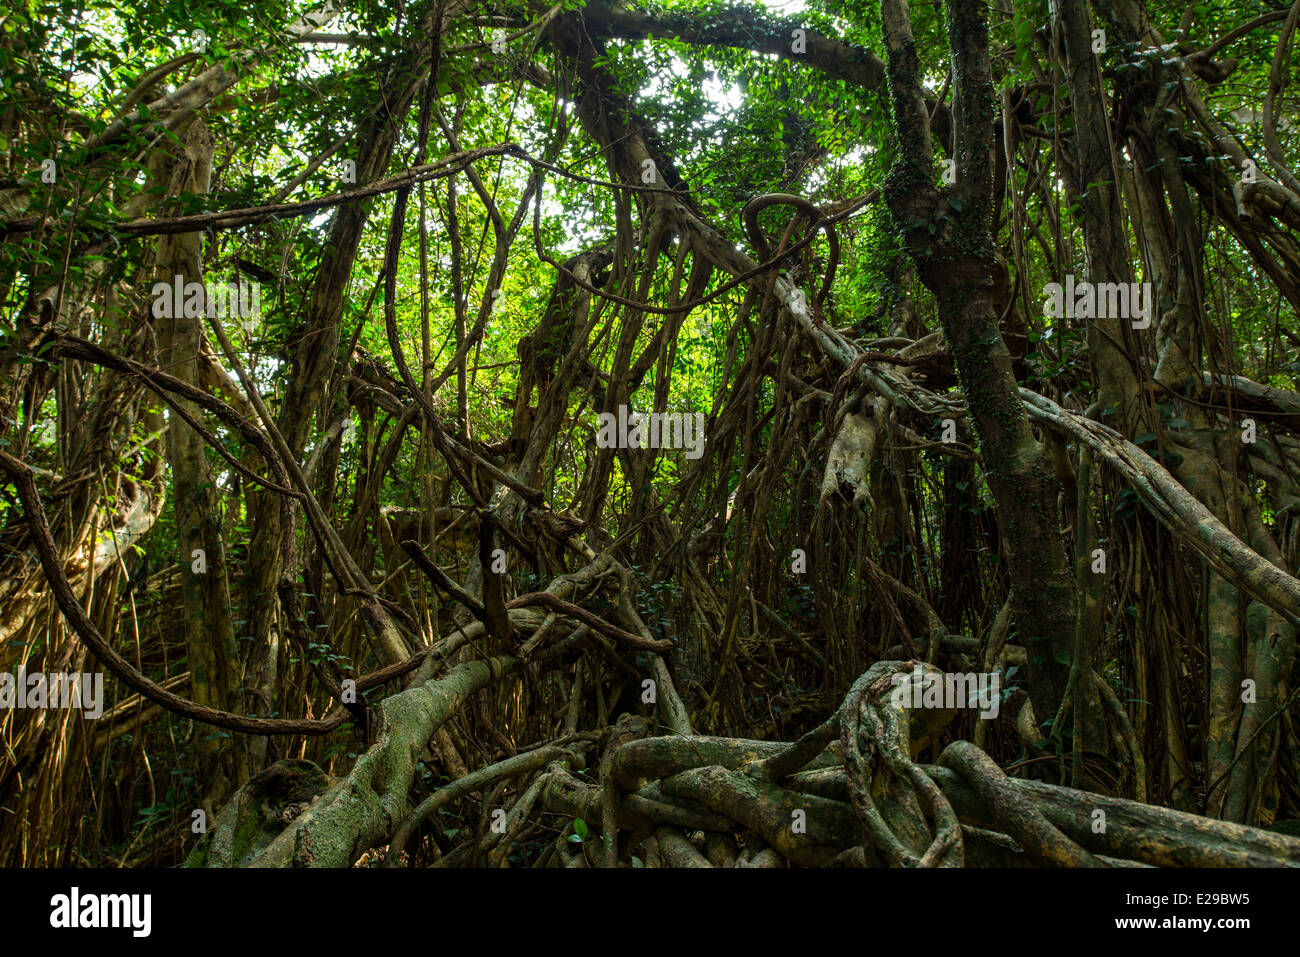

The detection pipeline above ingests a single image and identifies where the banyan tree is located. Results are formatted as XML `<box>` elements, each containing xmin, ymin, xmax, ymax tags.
<box><xmin>2</xmin><ymin>0</ymin><xmax>1300</xmax><ymax>868</ymax></box>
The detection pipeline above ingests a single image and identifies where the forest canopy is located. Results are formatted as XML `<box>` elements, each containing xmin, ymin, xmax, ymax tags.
<box><xmin>2</xmin><ymin>0</ymin><xmax>1300</xmax><ymax>869</ymax></box>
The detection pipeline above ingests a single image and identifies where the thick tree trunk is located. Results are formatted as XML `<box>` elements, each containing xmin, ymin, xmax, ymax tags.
<box><xmin>879</xmin><ymin>0</ymin><xmax>1078</xmax><ymax>724</ymax></box>
<box><xmin>154</xmin><ymin>118</ymin><xmax>245</xmax><ymax>805</ymax></box>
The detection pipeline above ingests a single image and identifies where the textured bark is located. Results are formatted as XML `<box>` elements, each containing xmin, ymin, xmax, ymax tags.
<box><xmin>244</xmin><ymin>656</ymin><xmax>520</xmax><ymax>868</ymax></box>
